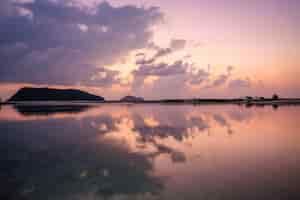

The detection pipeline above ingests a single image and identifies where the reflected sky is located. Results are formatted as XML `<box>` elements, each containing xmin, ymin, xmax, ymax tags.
<box><xmin>1</xmin><ymin>104</ymin><xmax>300</xmax><ymax>200</ymax></box>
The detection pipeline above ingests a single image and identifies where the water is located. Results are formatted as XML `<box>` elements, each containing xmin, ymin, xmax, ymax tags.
<box><xmin>1</xmin><ymin>104</ymin><xmax>300</xmax><ymax>200</ymax></box>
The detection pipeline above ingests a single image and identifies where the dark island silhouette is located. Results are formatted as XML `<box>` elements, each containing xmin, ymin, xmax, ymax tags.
<box><xmin>8</xmin><ymin>87</ymin><xmax>105</xmax><ymax>102</ymax></box>
<box><xmin>120</xmin><ymin>96</ymin><xmax>145</xmax><ymax>102</ymax></box>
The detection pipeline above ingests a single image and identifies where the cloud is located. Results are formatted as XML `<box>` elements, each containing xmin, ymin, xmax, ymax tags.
<box><xmin>210</xmin><ymin>74</ymin><xmax>228</xmax><ymax>88</ymax></box>
<box><xmin>170</xmin><ymin>39</ymin><xmax>186</xmax><ymax>50</ymax></box>
<box><xmin>0</xmin><ymin>0</ymin><xmax>163</xmax><ymax>86</ymax></box>
<box><xmin>153</xmin><ymin>48</ymin><xmax>173</xmax><ymax>59</ymax></box>
<box><xmin>135</xmin><ymin>39</ymin><xmax>187</xmax><ymax>65</ymax></box>
<box><xmin>0</xmin><ymin>1</ymin><xmax>257</xmax><ymax>99</ymax></box>
<box><xmin>228</xmin><ymin>78</ymin><xmax>251</xmax><ymax>88</ymax></box>
<box><xmin>186</xmin><ymin>69</ymin><xmax>210</xmax><ymax>85</ymax></box>
<box><xmin>134</xmin><ymin>57</ymin><xmax>235</xmax><ymax>97</ymax></box>
<box><xmin>132</xmin><ymin>59</ymin><xmax>213</xmax><ymax>98</ymax></box>
<box><xmin>133</xmin><ymin>60</ymin><xmax>187</xmax><ymax>77</ymax></box>
<box><xmin>151</xmin><ymin>39</ymin><xmax>186</xmax><ymax>59</ymax></box>
<box><xmin>204</xmin><ymin>66</ymin><xmax>234</xmax><ymax>88</ymax></box>
<box><xmin>131</xmin><ymin>60</ymin><xmax>253</xmax><ymax>99</ymax></box>
<box><xmin>135</xmin><ymin>56</ymin><xmax>156</xmax><ymax>65</ymax></box>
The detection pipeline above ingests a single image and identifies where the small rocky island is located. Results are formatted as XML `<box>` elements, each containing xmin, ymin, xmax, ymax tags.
<box><xmin>120</xmin><ymin>96</ymin><xmax>145</xmax><ymax>102</ymax></box>
<box><xmin>8</xmin><ymin>87</ymin><xmax>105</xmax><ymax>102</ymax></box>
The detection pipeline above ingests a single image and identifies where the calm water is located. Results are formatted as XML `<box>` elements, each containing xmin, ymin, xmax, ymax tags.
<box><xmin>1</xmin><ymin>104</ymin><xmax>300</xmax><ymax>200</ymax></box>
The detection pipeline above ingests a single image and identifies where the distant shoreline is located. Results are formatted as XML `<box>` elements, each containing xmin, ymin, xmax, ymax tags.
<box><xmin>4</xmin><ymin>87</ymin><xmax>300</xmax><ymax>107</ymax></box>
<box><xmin>2</xmin><ymin>98</ymin><xmax>300</xmax><ymax>106</ymax></box>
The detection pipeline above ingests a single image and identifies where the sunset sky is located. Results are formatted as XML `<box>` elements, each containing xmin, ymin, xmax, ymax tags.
<box><xmin>0</xmin><ymin>0</ymin><xmax>299</xmax><ymax>100</ymax></box>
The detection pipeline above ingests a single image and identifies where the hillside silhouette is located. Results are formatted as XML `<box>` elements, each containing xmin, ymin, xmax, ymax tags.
<box><xmin>8</xmin><ymin>87</ymin><xmax>105</xmax><ymax>102</ymax></box>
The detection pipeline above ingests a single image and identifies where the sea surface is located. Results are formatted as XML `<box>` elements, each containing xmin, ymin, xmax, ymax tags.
<box><xmin>1</xmin><ymin>103</ymin><xmax>300</xmax><ymax>200</ymax></box>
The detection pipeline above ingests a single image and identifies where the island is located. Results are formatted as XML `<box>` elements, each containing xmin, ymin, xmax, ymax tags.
<box><xmin>8</xmin><ymin>87</ymin><xmax>105</xmax><ymax>102</ymax></box>
<box><xmin>2</xmin><ymin>88</ymin><xmax>299</xmax><ymax>108</ymax></box>
<box><xmin>120</xmin><ymin>96</ymin><xmax>145</xmax><ymax>103</ymax></box>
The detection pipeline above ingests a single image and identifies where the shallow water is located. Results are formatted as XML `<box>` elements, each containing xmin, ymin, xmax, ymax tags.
<box><xmin>1</xmin><ymin>104</ymin><xmax>300</xmax><ymax>200</ymax></box>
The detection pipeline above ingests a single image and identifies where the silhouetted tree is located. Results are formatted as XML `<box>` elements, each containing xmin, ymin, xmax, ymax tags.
<box><xmin>272</xmin><ymin>94</ymin><xmax>279</xmax><ymax>100</ymax></box>
<box><xmin>245</xmin><ymin>96</ymin><xmax>253</xmax><ymax>103</ymax></box>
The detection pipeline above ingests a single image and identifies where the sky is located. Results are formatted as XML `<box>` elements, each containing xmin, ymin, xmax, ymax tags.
<box><xmin>0</xmin><ymin>0</ymin><xmax>299</xmax><ymax>100</ymax></box>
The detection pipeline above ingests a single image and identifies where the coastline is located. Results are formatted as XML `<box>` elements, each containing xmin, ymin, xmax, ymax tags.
<box><xmin>2</xmin><ymin>98</ymin><xmax>300</xmax><ymax>106</ymax></box>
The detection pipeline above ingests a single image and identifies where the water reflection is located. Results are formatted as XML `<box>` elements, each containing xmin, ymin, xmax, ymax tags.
<box><xmin>13</xmin><ymin>104</ymin><xmax>92</xmax><ymax>116</ymax></box>
<box><xmin>1</xmin><ymin>104</ymin><xmax>300</xmax><ymax>200</ymax></box>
